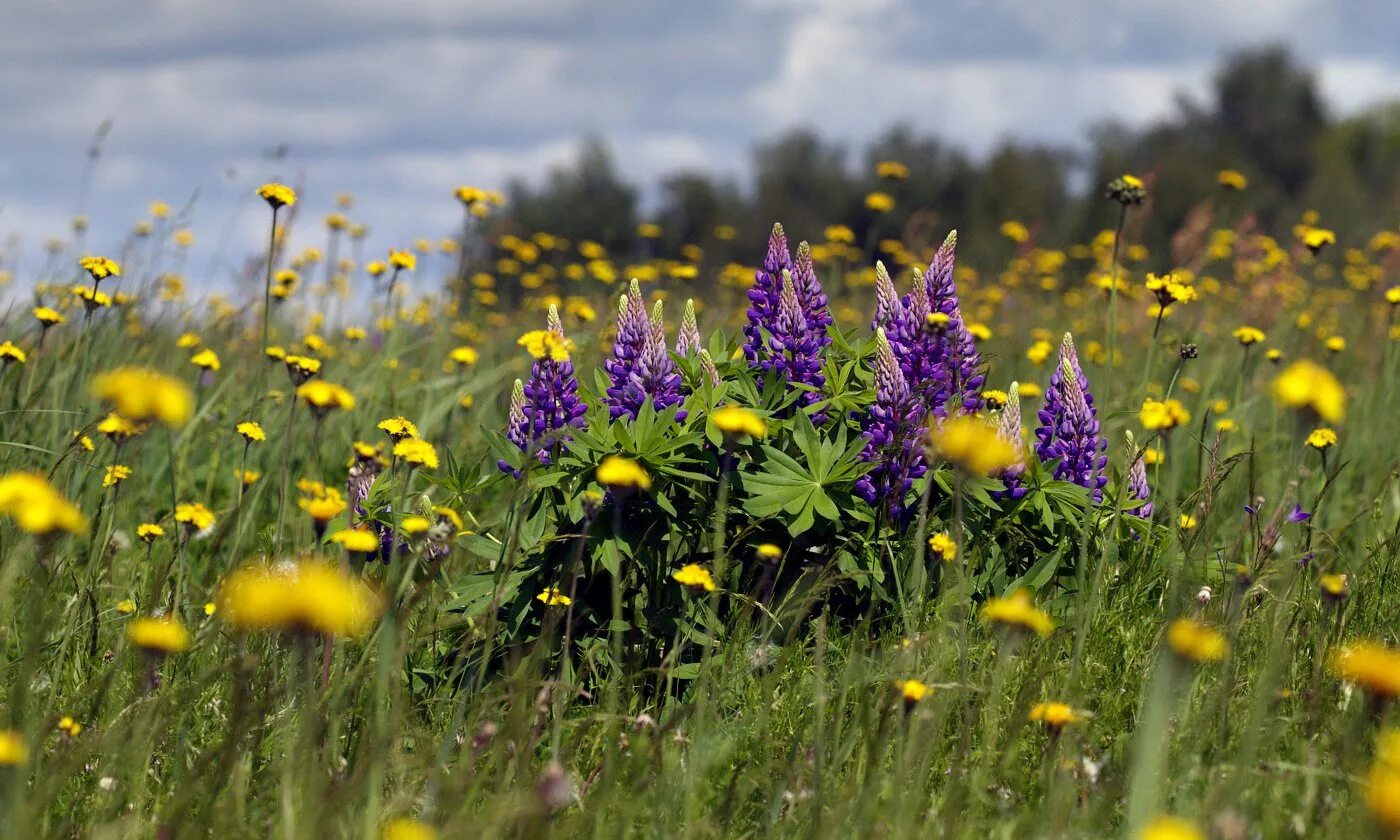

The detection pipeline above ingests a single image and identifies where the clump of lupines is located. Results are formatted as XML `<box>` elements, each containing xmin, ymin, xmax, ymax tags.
<box><xmin>854</xmin><ymin>328</ymin><xmax>926</xmax><ymax>523</ymax></box>
<box><xmin>744</xmin><ymin>224</ymin><xmax>829</xmax><ymax>416</ymax></box>
<box><xmin>604</xmin><ymin>280</ymin><xmax>685</xmax><ymax>421</ymax></box>
<box><xmin>1035</xmin><ymin>333</ymin><xmax>1107</xmax><ymax>501</ymax></box>
<box><xmin>1124</xmin><ymin>431</ymin><xmax>1153</xmax><ymax>517</ymax></box>
<box><xmin>993</xmin><ymin>382</ymin><xmax>1028</xmax><ymax>501</ymax></box>
<box><xmin>499</xmin><ymin>305</ymin><xmax>587</xmax><ymax>473</ymax></box>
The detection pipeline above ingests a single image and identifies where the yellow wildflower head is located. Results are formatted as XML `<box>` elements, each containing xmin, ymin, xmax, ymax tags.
<box><xmin>0</xmin><ymin>472</ymin><xmax>86</xmax><ymax>535</ymax></box>
<box><xmin>257</xmin><ymin>182</ymin><xmax>297</xmax><ymax>209</ymax></box>
<box><xmin>217</xmin><ymin>560</ymin><xmax>381</xmax><ymax>638</ymax></box>
<box><xmin>931</xmin><ymin>415</ymin><xmax>1019</xmax><ymax>476</ymax></box>
<box><xmin>378</xmin><ymin>416</ymin><xmax>420</xmax><ymax>441</ymax></box>
<box><xmin>1305</xmin><ymin>428</ymin><xmax>1337</xmax><ymax>450</ymax></box>
<box><xmin>236</xmin><ymin>421</ymin><xmax>266</xmax><ymax>443</ymax></box>
<box><xmin>1271</xmin><ymin>360</ymin><xmax>1344</xmax><ymax>424</ymax></box>
<box><xmin>174</xmin><ymin>502</ymin><xmax>216</xmax><ymax>532</ymax></box>
<box><xmin>928</xmin><ymin>532</ymin><xmax>957</xmax><ymax>563</ymax></box>
<box><xmin>127</xmin><ymin>614</ymin><xmax>191</xmax><ymax>655</ymax></box>
<box><xmin>596</xmin><ymin>455</ymin><xmax>651</xmax><ymax>491</ymax></box>
<box><xmin>393</xmin><ymin>438</ymin><xmax>439</xmax><ymax>469</ymax></box>
<box><xmin>711</xmin><ymin>406</ymin><xmax>768</xmax><ymax>440</ymax></box>
<box><xmin>536</xmin><ymin>587</ymin><xmax>572</xmax><ymax>607</ymax></box>
<box><xmin>1166</xmin><ymin>617</ymin><xmax>1226</xmax><ymax>663</ymax></box>
<box><xmin>980</xmin><ymin>589</ymin><xmax>1054</xmax><ymax>638</ymax></box>
<box><xmin>91</xmin><ymin>367</ymin><xmax>195</xmax><ymax>427</ymax></box>
<box><xmin>103</xmin><ymin>464</ymin><xmax>132</xmax><ymax>489</ymax></box>
<box><xmin>672</xmin><ymin>563</ymin><xmax>716</xmax><ymax>593</ymax></box>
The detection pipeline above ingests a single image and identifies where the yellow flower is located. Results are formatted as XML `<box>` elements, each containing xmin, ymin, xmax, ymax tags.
<box><xmin>1178</xmin><ymin>513</ymin><xmax>1198</xmax><ymax>530</ymax></box>
<box><xmin>597</xmin><ymin>455</ymin><xmax>651</xmax><ymax>490</ymax></box>
<box><xmin>116</xmin><ymin>598</ymin><xmax>137</xmax><ymax>614</ymax></box>
<box><xmin>672</xmin><ymin>563</ymin><xmax>717</xmax><ymax>592</ymax></box>
<box><xmin>875</xmin><ymin>160</ymin><xmax>909</xmax><ymax>180</ymax></box>
<box><xmin>1319</xmin><ymin>573</ymin><xmax>1348</xmax><ymax>599</ymax></box>
<box><xmin>0</xmin><ymin>342</ymin><xmax>27</xmax><ymax>365</ymax></box>
<box><xmin>1333</xmin><ymin>641</ymin><xmax>1400</xmax><ymax>699</ymax></box>
<box><xmin>1271</xmin><ymin>360</ymin><xmax>1345</xmax><ymax>423</ymax></box>
<box><xmin>1216</xmin><ymin>169</ymin><xmax>1248</xmax><ymax>190</ymax></box>
<box><xmin>296</xmin><ymin>380</ymin><xmax>355</xmax><ymax>414</ymax></box>
<box><xmin>257</xmin><ymin>182</ymin><xmax>297</xmax><ymax>209</ymax></box>
<box><xmin>1028</xmin><ymin>701</ymin><xmax>1081</xmax><ymax>730</ymax></box>
<box><xmin>1137</xmin><ymin>815</ymin><xmax>1204</xmax><ymax>840</ymax></box>
<box><xmin>217</xmin><ymin>560</ymin><xmax>381</xmax><ymax>638</ymax></box>
<box><xmin>931</xmin><ymin>416</ymin><xmax>1019</xmax><ymax>476</ymax></box>
<box><xmin>0</xmin><ymin>730</ymin><xmax>29</xmax><ymax>766</ymax></box>
<box><xmin>388</xmin><ymin>250</ymin><xmax>416</xmax><ymax>271</ymax></box>
<box><xmin>401</xmin><ymin>515</ymin><xmax>433</xmax><ymax>536</ymax></box>
<box><xmin>236</xmin><ymin>421</ymin><xmax>266</xmax><ymax>443</ymax></box>
<box><xmin>928</xmin><ymin>532</ymin><xmax>957</xmax><ymax>563</ymax></box>
<box><xmin>755</xmin><ymin>543</ymin><xmax>782</xmax><ymax>562</ymax></box>
<box><xmin>1018</xmin><ymin>383</ymin><xmax>1042</xmax><ymax>400</ymax></box>
<box><xmin>982</xmin><ymin>389</ymin><xmax>1008</xmax><ymax>409</ymax></box>
<box><xmin>175</xmin><ymin>332</ymin><xmax>201</xmax><ymax>349</ymax></box>
<box><xmin>898</xmin><ymin>679</ymin><xmax>930</xmax><ymax>705</ymax></box>
<box><xmin>517</xmin><ymin>329</ymin><xmax>571</xmax><ymax>362</ymax></box>
<box><xmin>137</xmin><ymin>523</ymin><xmax>165</xmax><ymax>543</ymax></box>
<box><xmin>999</xmin><ymin>220</ymin><xmax>1030</xmax><ymax>243</ymax></box>
<box><xmin>103</xmin><ymin>464</ymin><xmax>132</xmax><ymax>488</ymax></box>
<box><xmin>382</xmin><ymin>818</ymin><xmax>439</xmax><ymax>840</ymax></box>
<box><xmin>204</xmin><ymin>602</ymin><xmax>216</xmax><ymax>617</ymax></box>
<box><xmin>448</xmin><ymin>346</ymin><xmax>479</xmax><ymax>367</ymax></box>
<box><xmin>33</xmin><ymin>306</ymin><xmax>64</xmax><ymax>327</ymax></box>
<box><xmin>980</xmin><ymin>589</ymin><xmax>1054</xmax><ymax>638</ymax></box>
<box><xmin>91</xmin><ymin>367</ymin><xmax>195</xmax><ymax>427</ymax></box>
<box><xmin>824</xmin><ymin>225</ymin><xmax>855</xmax><ymax>244</ymax></box>
<box><xmin>345</xmin><ymin>326</ymin><xmax>367</xmax><ymax>342</ymax></box>
<box><xmin>1167</xmin><ymin>617</ymin><xmax>1226</xmax><ymax>663</ymax></box>
<box><xmin>1306</xmin><ymin>428</ymin><xmax>1337</xmax><ymax>450</ymax></box>
<box><xmin>97</xmin><ymin>413</ymin><xmax>143</xmax><ymax>440</ymax></box>
<box><xmin>57</xmin><ymin>716</ymin><xmax>82</xmax><ymax>737</ymax></box>
<box><xmin>1026</xmin><ymin>339</ymin><xmax>1052</xmax><ymax>366</ymax></box>
<box><xmin>0</xmin><ymin>472</ymin><xmax>86</xmax><ymax>535</ymax></box>
<box><xmin>284</xmin><ymin>354</ymin><xmax>322</xmax><ymax>383</ymax></box>
<box><xmin>1139</xmin><ymin>398</ymin><xmax>1190</xmax><ymax>431</ymax></box>
<box><xmin>1299</xmin><ymin>226</ymin><xmax>1336</xmax><ymax>254</ymax></box>
<box><xmin>378</xmin><ymin>416</ymin><xmax>420</xmax><ymax>441</ymax></box>
<box><xmin>127</xmin><ymin>614</ymin><xmax>192</xmax><ymax>654</ymax></box>
<box><xmin>235</xmin><ymin>469</ymin><xmax>261</xmax><ymax>486</ymax></box>
<box><xmin>175</xmin><ymin>502</ymin><xmax>216</xmax><ymax>532</ymax></box>
<box><xmin>1232</xmin><ymin>326</ymin><xmax>1265</xmax><ymax>346</ymax></box>
<box><xmin>80</xmin><ymin>255</ymin><xmax>121</xmax><ymax>280</ymax></box>
<box><xmin>864</xmin><ymin>191</ymin><xmax>894</xmax><ymax>213</ymax></box>
<box><xmin>298</xmin><ymin>487</ymin><xmax>347</xmax><ymax>523</ymax></box>
<box><xmin>366</xmin><ymin>261</ymin><xmax>386</xmax><ymax>278</ymax></box>
<box><xmin>711</xmin><ymin>406</ymin><xmax>768</xmax><ymax>440</ymax></box>
<box><xmin>536</xmin><ymin>587</ymin><xmax>572</xmax><ymax>607</ymax></box>
<box><xmin>393</xmin><ymin>438</ymin><xmax>439</xmax><ymax>469</ymax></box>
<box><xmin>190</xmin><ymin>348</ymin><xmax>221</xmax><ymax>371</ymax></box>
<box><xmin>330</xmin><ymin>527</ymin><xmax>380</xmax><ymax>554</ymax></box>
<box><xmin>636</xmin><ymin>222</ymin><xmax>663</xmax><ymax>239</ymax></box>
<box><xmin>1325</xmin><ymin>335</ymin><xmax>1346</xmax><ymax>353</ymax></box>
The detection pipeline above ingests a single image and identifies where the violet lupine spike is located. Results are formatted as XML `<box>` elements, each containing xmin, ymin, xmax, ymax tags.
<box><xmin>743</xmin><ymin>222</ymin><xmax>792</xmax><ymax>365</ymax></box>
<box><xmin>676</xmin><ymin>298</ymin><xmax>701</xmax><ymax>356</ymax></box>
<box><xmin>887</xmin><ymin>264</ymin><xmax>940</xmax><ymax>415</ymax></box>
<box><xmin>1035</xmin><ymin>340</ymin><xmax>1107</xmax><ymax>502</ymax></box>
<box><xmin>767</xmin><ymin>269</ymin><xmax>826</xmax><ymax>418</ymax></box>
<box><xmin>872</xmin><ymin>260</ymin><xmax>901</xmax><ymax>330</ymax></box>
<box><xmin>1124</xmin><ymin>431</ymin><xmax>1153</xmax><ymax>518</ymax></box>
<box><xmin>642</xmin><ymin>298</ymin><xmax>686</xmax><ymax>419</ymax></box>
<box><xmin>993</xmin><ymin>381</ymin><xmax>1028</xmax><ymax>501</ymax></box>
<box><xmin>499</xmin><ymin>308</ymin><xmax>587</xmax><ymax>474</ymax></box>
<box><xmin>923</xmin><ymin>230</ymin><xmax>984</xmax><ymax>416</ymax></box>
<box><xmin>854</xmin><ymin>328</ymin><xmax>926</xmax><ymax>524</ymax></box>
<box><xmin>603</xmin><ymin>283</ymin><xmax>650</xmax><ymax>420</ymax></box>
<box><xmin>697</xmin><ymin>349</ymin><xmax>721</xmax><ymax>389</ymax></box>
<box><xmin>791</xmin><ymin>240</ymin><xmax>833</xmax><ymax>347</ymax></box>
<box><xmin>497</xmin><ymin>378</ymin><xmax>528</xmax><ymax>475</ymax></box>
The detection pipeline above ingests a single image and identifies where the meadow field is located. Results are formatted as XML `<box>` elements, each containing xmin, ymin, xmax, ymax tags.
<box><xmin>0</xmin><ymin>159</ymin><xmax>1397</xmax><ymax>840</ymax></box>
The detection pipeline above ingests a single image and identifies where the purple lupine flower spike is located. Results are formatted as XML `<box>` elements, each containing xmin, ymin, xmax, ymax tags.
<box><xmin>792</xmin><ymin>240</ymin><xmax>833</xmax><ymax>346</ymax></box>
<box><xmin>743</xmin><ymin>222</ymin><xmax>791</xmax><ymax>365</ymax></box>
<box><xmin>855</xmin><ymin>328</ymin><xmax>927</xmax><ymax>524</ymax></box>
<box><xmin>697</xmin><ymin>349</ymin><xmax>721</xmax><ymax>389</ymax></box>
<box><xmin>993</xmin><ymin>382</ymin><xmax>1028</xmax><ymax>501</ymax></box>
<box><xmin>924</xmin><ymin>230</ymin><xmax>984</xmax><ymax>416</ymax></box>
<box><xmin>872</xmin><ymin>261</ymin><xmax>901</xmax><ymax>330</ymax></box>
<box><xmin>1125</xmin><ymin>430</ymin><xmax>1153</xmax><ymax>518</ymax></box>
<box><xmin>603</xmin><ymin>281</ymin><xmax>651</xmax><ymax>420</ymax></box>
<box><xmin>498</xmin><ymin>378</ymin><xmax>528</xmax><ymax>475</ymax></box>
<box><xmin>1035</xmin><ymin>335</ymin><xmax>1107</xmax><ymax>501</ymax></box>
<box><xmin>642</xmin><ymin>299</ymin><xmax>686</xmax><ymax>419</ymax></box>
<box><xmin>499</xmin><ymin>306</ymin><xmax>587</xmax><ymax>474</ymax></box>
<box><xmin>768</xmin><ymin>269</ymin><xmax>826</xmax><ymax>418</ymax></box>
<box><xmin>676</xmin><ymin>298</ymin><xmax>701</xmax><ymax>356</ymax></box>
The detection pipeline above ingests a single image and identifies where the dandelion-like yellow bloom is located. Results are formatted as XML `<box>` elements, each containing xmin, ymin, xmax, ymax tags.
<box><xmin>982</xmin><ymin>389</ymin><xmax>1008</xmax><ymax>409</ymax></box>
<box><xmin>33</xmin><ymin>307</ymin><xmax>64</xmax><ymax>327</ymax></box>
<box><xmin>536</xmin><ymin>587</ymin><xmax>572</xmax><ymax>607</ymax></box>
<box><xmin>1137</xmin><ymin>815</ymin><xmax>1204</xmax><ymax>840</ymax></box>
<box><xmin>1139</xmin><ymin>398</ymin><xmax>1190</xmax><ymax>431</ymax></box>
<box><xmin>80</xmin><ymin>255</ymin><xmax>121</xmax><ymax>280</ymax></box>
<box><xmin>711</xmin><ymin>406</ymin><xmax>768</xmax><ymax>439</ymax></box>
<box><xmin>755</xmin><ymin>543</ymin><xmax>782</xmax><ymax>562</ymax></box>
<box><xmin>127</xmin><ymin>614</ymin><xmax>191</xmax><ymax>654</ymax></box>
<box><xmin>382</xmin><ymin>818</ymin><xmax>439</xmax><ymax>840</ymax></box>
<box><xmin>174</xmin><ymin>502</ymin><xmax>216</xmax><ymax>532</ymax></box>
<box><xmin>931</xmin><ymin>416</ymin><xmax>1019</xmax><ymax>476</ymax></box>
<box><xmin>898</xmin><ymin>679</ymin><xmax>930</xmax><ymax>705</ymax></box>
<box><xmin>1167</xmin><ymin>617</ymin><xmax>1226</xmax><ymax>663</ymax></box>
<box><xmin>1232</xmin><ymin>326</ymin><xmax>1265</xmax><ymax>346</ymax></box>
<box><xmin>97</xmin><ymin>413</ymin><xmax>143</xmax><ymax>441</ymax></box>
<box><xmin>928</xmin><ymin>532</ymin><xmax>957</xmax><ymax>563</ymax></box>
<box><xmin>1299</xmin><ymin>226</ymin><xmax>1336</xmax><ymax>254</ymax></box>
<box><xmin>257</xmin><ymin>182</ymin><xmax>297</xmax><ymax>209</ymax></box>
<box><xmin>980</xmin><ymin>589</ymin><xmax>1054</xmax><ymax>638</ymax></box>
<box><xmin>297</xmin><ymin>380</ymin><xmax>355</xmax><ymax>414</ymax></box>
<box><xmin>1271</xmin><ymin>360</ymin><xmax>1345</xmax><ymax>424</ymax></box>
<box><xmin>217</xmin><ymin>560</ymin><xmax>381</xmax><ymax>638</ymax></box>
<box><xmin>117</xmin><ymin>598</ymin><xmax>137</xmax><ymax>614</ymax></box>
<box><xmin>1319</xmin><ymin>573</ymin><xmax>1348</xmax><ymax>599</ymax></box>
<box><xmin>1306</xmin><ymin>428</ymin><xmax>1337</xmax><ymax>450</ymax></box>
<box><xmin>378</xmin><ymin>416</ymin><xmax>420</xmax><ymax>441</ymax></box>
<box><xmin>448</xmin><ymin>346</ymin><xmax>479</xmax><ymax>366</ymax></box>
<box><xmin>298</xmin><ymin>487</ymin><xmax>347</xmax><ymax>523</ymax></box>
<box><xmin>1216</xmin><ymin>169</ymin><xmax>1248</xmax><ymax>191</ymax></box>
<box><xmin>388</xmin><ymin>250</ymin><xmax>416</xmax><ymax>271</ymax></box>
<box><xmin>517</xmin><ymin>329</ymin><xmax>571</xmax><ymax>362</ymax></box>
<box><xmin>1000</xmin><ymin>220</ymin><xmax>1030</xmax><ymax>243</ymax></box>
<box><xmin>190</xmin><ymin>348</ymin><xmax>220</xmax><ymax>371</ymax></box>
<box><xmin>330</xmin><ymin>527</ymin><xmax>379</xmax><ymax>554</ymax></box>
<box><xmin>1178</xmin><ymin>513</ymin><xmax>1198</xmax><ymax>529</ymax></box>
<box><xmin>137</xmin><ymin>523</ymin><xmax>165</xmax><ymax>543</ymax></box>
<box><xmin>0</xmin><ymin>341</ymin><xmax>27</xmax><ymax>365</ymax></box>
<box><xmin>597</xmin><ymin>455</ymin><xmax>651</xmax><ymax>490</ymax></box>
<box><xmin>102</xmin><ymin>464</ymin><xmax>132</xmax><ymax>488</ymax></box>
<box><xmin>393</xmin><ymin>438</ymin><xmax>439</xmax><ymax>469</ymax></box>
<box><xmin>672</xmin><ymin>563</ymin><xmax>716</xmax><ymax>592</ymax></box>
<box><xmin>91</xmin><ymin>367</ymin><xmax>194</xmax><ymax>427</ymax></box>
<box><xmin>1028</xmin><ymin>701</ymin><xmax>1081</xmax><ymax>730</ymax></box>
<box><xmin>0</xmin><ymin>730</ymin><xmax>29</xmax><ymax>766</ymax></box>
<box><xmin>864</xmin><ymin>191</ymin><xmax>894</xmax><ymax>213</ymax></box>
<box><xmin>236</xmin><ymin>421</ymin><xmax>266</xmax><ymax>443</ymax></box>
<box><xmin>0</xmin><ymin>472</ymin><xmax>86</xmax><ymax>535</ymax></box>
<box><xmin>1333</xmin><ymin>641</ymin><xmax>1400</xmax><ymax>699</ymax></box>
<box><xmin>875</xmin><ymin>160</ymin><xmax>909</xmax><ymax>180</ymax></box>
<box><xmin>1325</xmin><ymin>336</ymin><xmax>1346</xmax><ymax>353</ymax></box>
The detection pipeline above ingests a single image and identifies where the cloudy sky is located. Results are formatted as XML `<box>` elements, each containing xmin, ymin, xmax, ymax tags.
<box><xmin>2</xmin><ymin>0</ymin><xmax>1397</xmax><ymax>291</ymax></box>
